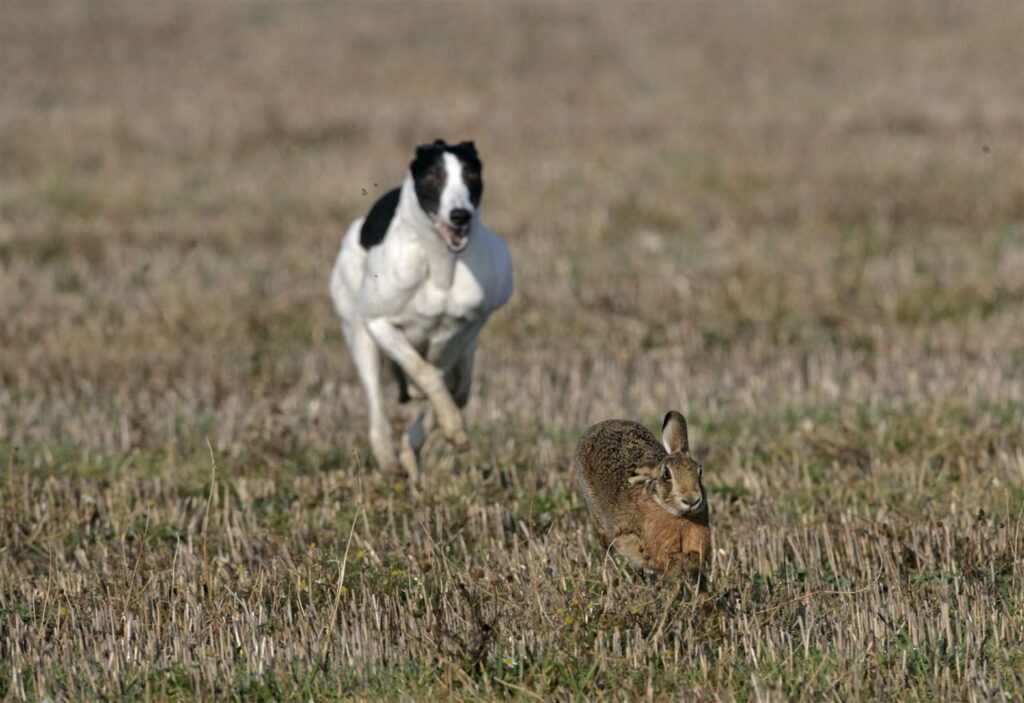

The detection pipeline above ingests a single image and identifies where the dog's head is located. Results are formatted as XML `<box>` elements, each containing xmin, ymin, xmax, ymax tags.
<box><xmin>410</xmin><ymin>139</ymin><xmax>483</xmax><ymax>252</ymax></box>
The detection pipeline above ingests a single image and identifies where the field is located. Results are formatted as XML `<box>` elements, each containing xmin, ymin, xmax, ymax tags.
<box><xmin>1</xmin><ymin>1</ymin><xmax>1023</xmax><ymax>700</ymax></box>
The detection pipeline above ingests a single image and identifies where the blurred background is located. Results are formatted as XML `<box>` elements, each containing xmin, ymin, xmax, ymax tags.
<box><xmin>1</xmin><ymin>1</ymin><xmax>1021</xmax><ymax>457</ymax></box>
<box><xmin>0</xmin><ymin>1</ymin><xmax>1022</xmax><ymax>699</ymax></box>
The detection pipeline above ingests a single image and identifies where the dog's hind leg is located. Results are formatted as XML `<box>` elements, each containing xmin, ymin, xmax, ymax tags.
<box><xmin>399</xmin><ymin>405</ymin><xmax>434</xmax><ymax>484</ymax></box>
<box><xmin>447</xmin><ymin>341</ymin><xmax>477</xmax><ymax>409</ymax></box>
<box><xmin>343</xmin><ymin>320</ymin><xmax>398</xmax><ymax>471</ymax></box>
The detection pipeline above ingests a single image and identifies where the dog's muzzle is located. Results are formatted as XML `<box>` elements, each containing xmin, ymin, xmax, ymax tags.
<box><xmin>432</xmin><ymin>214</ymin><xmax>471</xmax><ymax>252</ymax></box>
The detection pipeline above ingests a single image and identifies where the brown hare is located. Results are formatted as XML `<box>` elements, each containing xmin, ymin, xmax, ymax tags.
<box><xmin>574</xmin><ymin>410</ymin><xmax>711</xmax><ymax>577</ymax></box>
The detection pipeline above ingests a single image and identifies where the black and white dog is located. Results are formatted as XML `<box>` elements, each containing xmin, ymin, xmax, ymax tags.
<box><xmin>330</xmin><ymin>140</ymin><xmax>513</xmax><ymax>479</ymax></box>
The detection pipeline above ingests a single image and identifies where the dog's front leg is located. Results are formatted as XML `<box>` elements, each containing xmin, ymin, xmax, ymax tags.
<box><xmin>365</xmin><ymin>318</ymin><xmax>470</xmax><ymax>450</ymax></box>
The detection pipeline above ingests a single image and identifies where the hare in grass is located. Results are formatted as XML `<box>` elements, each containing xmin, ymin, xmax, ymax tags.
<box><xmin>574</xmin><ymin>410</ymin><xmax>711</xmax><ymax>577</ymax></box>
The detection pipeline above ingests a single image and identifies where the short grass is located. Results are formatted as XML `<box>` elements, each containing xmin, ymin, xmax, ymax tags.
<box><xmin>1</xmin><ymin>1</ymin><xmax>1023</xmax><ymax>701</ymax></box>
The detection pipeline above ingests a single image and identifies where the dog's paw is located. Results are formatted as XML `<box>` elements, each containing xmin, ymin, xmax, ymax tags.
<box><xmin>437</xmin><ymin>412</ymin><xmax>469</xmax><ymax>449</ymax></box>
<box><xmin>446</xmin><ymin>428</ymin><xmax>471</xmax><ymax>451</ymax></box>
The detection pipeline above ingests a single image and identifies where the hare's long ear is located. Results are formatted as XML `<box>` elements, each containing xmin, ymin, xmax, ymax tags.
<box><xmin>662</xmin><ymin>411</ymin><xmax>689</xmax><ymax>454</ymax></box>
<box><xmin>627</xmin><ymin>465</ymin><xmax>661</xmax><ymax>485</ymax></box>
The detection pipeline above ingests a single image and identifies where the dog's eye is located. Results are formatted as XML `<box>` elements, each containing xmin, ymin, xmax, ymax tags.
<box><xmin>662</xmin><ymin>466</ymin><xmax>671</xmax><ymax>481</ymax></box>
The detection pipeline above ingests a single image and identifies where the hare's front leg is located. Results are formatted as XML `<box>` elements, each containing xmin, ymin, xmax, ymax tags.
<box><xmin>611</xmin><ymin>533</ymin><xmax>649</xmax><ymax>570</ymax></box>
<box><xmin>665</xmin><ymin>550</ymin><xmax>705</xmax><ymax>578</ymax></box>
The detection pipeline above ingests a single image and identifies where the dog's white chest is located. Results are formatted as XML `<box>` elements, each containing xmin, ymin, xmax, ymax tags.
<box><xmin>414</xmin><ymin>264</ymin><xmax>486</xmax><ymax>319</ymax></box>
<box><xmin>397</xmin><ymin>264</ymin><xmax>487</xmax><ymax>346</ymax></box>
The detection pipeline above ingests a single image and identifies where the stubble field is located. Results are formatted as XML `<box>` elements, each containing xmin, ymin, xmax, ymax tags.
<box><xmin>1</xmin><ymin>1</ymin><xmax>1023</xmax><ymax>700</ymax></box>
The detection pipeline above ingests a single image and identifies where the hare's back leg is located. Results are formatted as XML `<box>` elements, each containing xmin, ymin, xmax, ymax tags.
<box><xmin>611</xmin><ymin>532</ymin><xmax>648</xmax><ymax>570</ymax></box>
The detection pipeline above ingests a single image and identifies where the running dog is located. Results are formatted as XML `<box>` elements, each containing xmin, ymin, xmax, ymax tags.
<box><xmin>330</xmin><ymin>139</ymin><xmax>513</xmax><ymax>480</ymax></box>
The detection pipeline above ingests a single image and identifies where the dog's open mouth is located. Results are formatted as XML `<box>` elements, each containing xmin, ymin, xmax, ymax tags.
<box><xmin>431</xmin><ymin>216</ymin><xmax>470</xmax><ymax>252</ymax></box>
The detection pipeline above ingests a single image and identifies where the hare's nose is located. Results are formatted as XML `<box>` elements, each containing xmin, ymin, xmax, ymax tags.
<box><xmin>681</xmin><ymin>491</ymin><xmax>703</xmax><ymax>508</ymax></box>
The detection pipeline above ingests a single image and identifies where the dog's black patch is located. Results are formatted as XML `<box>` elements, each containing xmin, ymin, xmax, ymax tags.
<box><xmin>410</xmin><ymin>139</ymin><xmax>448</xmax><ymax>216</ymax></box>
<box><xmin>359</xmin><ymin>187</ymin><xmax>401</xmax><ymax>250</ymax></box>
<box><xmin>449</xmin><ymin>140</ymin><xmax>484</xmax><ymax>206</ymax></box>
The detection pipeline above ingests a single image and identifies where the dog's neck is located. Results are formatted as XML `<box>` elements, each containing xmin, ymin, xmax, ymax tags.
<box><xmin>396</xmin><ymin>175</ymin><xmax>462</xmax><ymax>289</ymax></box>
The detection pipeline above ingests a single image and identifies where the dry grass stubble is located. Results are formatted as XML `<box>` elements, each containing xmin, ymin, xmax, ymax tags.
<box><xmin>1</xmin><ymin>1</ymin><xmax>1022</xmax><ymax>700</ymax></box>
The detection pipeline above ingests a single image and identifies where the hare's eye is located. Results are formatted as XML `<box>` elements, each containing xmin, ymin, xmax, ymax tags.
<box><xmin>662</xmin><ymin>466</ymin><xmax>671</xmax><ymax>481</ymax></box>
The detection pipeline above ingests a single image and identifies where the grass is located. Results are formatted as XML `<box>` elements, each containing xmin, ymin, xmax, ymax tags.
<box><xmin>1</xmin><ymin>0</ymin><xmax>1023</xmax><ymax>700</ymax></box>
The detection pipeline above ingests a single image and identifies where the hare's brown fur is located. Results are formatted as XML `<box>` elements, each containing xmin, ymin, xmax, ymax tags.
<box><xmin>574</xmin><ymin>419</ymin><xmax>711</xmax><ymax>576</ymax></box>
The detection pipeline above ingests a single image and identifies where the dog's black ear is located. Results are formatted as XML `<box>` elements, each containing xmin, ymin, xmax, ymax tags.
<box><xmin>456</xmin><ymin>140</ymin><xmax>477</xmax><ymax>156</ymax></box>
<box><xmin>415</xmin><ymin>139</ymin><xmax>446</xmax><ymax>158</ymax></box>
